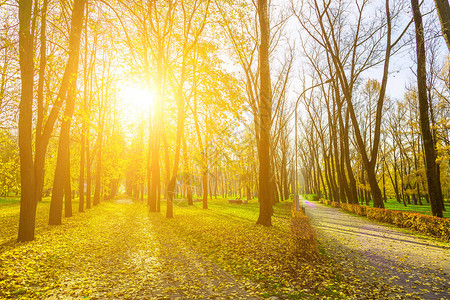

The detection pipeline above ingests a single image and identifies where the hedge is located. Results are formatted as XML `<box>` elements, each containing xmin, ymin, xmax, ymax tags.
<box><xmin>319</xmin><ymin>199</ymin><xmax>340</xmax><ymax>208</ymax></box>
<box><xmin>341</xmin><ymin>203</ymin><xmax>450</xmax><ymax>241</ymax></box>
<box><xmin>341</xmin><ymin>203</ymin><xmax>367</xmax><ymax>216</ymax></box>
<box><xmin>321</xmin><ymin>199</ymin><xmax>331</xmax><ymax>205</ymax></box>
<box><xmin>331</xmin><ymin>201</ymin><xmax>340</xmax><ymax>208</ymax></box>
<box><xmin>290</xmin><ymin>205</ymin><xmax>318</xmax><ymax>260</ymax></box>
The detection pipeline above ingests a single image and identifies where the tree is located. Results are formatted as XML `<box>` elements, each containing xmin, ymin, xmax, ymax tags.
<box><xmin>434</xmin><ymin>0</ymin><xmax>450</xmax><ymax>51</ymax></box>
<box><xmin>293</xmin><ymin>0</ymin><xmax>412</xmax><ymax>208</ymax></box>
<box><xmin>48</xmin><ymin>0</ymin><xmax>87</xmax><ymax>225</ymax></box>
<box><xmin>17</xmin><ymin>0</ymin><xmax>37</xmax><ymax>242</ymax></box>
<box><xmin>164</xmin><ymin>0</ymin><xmax>210</xmax><ymax>217</ymax></box>
<box><xmin>411</xmin><ymin>0</ymin><xmax>444</xmax><ymax>217</ymax></box>
<box><xmin>78</xmin><ymin>2</ymin><xmax>90</xmax><ymax>213</ymax></box>
<box><xmin>256</xmin><ymin>0</ymin><xmax>273</xmax><ymax>226</ymax></box>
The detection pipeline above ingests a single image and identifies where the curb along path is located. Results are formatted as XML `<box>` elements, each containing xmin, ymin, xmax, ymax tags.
<box><xmin>301</xmin><ymin>199</ymin><xmax>450</xmax><ymax>299</ymax></box>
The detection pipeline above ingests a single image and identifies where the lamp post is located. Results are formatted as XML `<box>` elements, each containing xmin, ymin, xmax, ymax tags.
<box><xmin>294</xmin><ymin>79</ymin><xmax>333</xmax><ymax>211</ymax></box>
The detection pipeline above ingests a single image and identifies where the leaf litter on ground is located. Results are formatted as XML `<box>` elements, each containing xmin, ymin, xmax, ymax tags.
<box><xmin>2</xmin><ymin>198</ymin><xmax>438</xmax><ymax>299</ymax></box>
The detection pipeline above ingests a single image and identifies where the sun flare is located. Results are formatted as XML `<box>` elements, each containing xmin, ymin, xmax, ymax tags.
<box><xmin>119</xmin><ymin>83</ymin><xmax>155</xmax><ymax>114</ymax></box>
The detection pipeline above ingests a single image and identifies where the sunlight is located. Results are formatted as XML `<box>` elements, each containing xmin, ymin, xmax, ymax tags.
<box><xmin>118</xmin><ymin>83</ymin><xmax>155</xmax><ymax>114</ymax></box>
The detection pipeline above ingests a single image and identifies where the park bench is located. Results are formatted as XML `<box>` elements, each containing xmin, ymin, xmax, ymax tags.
<box><xmin>228</xmin><ymin>199</ymin><xmax>243</xmax><ymax>204</ymax></box>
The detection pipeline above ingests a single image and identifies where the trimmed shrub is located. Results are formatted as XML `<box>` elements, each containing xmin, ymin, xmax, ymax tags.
<box><xmin>366</xmin><ymin>207</ymin><xmax>395</xmax><ymax>223</ymax></box>
<box><xmin>331</xmin><ymin>201</ymin><xmax>340</xmax><ymax>208</ymax></box>
<box><xmin>324</xmin><ymin>199</ymin><xmax>332</xmax><ymax>205</ymax></box>
<box><xmin>341</xmin><ymin>203</ymin><xmax>349</xmax><ymax>211</ymax></box>
<box><xmin>341</xmin><ymin>203</ymin><xmax>450</xmax><ymax>241</ymax></box>
<box><xmin>341</xmin><ymin>203</ymin><xmax>366</xmax><ymax>216</ymax></box>
<box><xmin>355</xmin><ymin>205</ymin><xmax>367</xmax><ymax>216</ymax></box>
<box><xmin>290</xmin><ymin>205</ymin><xmax>318</xmax><ymax>260</ymax></box>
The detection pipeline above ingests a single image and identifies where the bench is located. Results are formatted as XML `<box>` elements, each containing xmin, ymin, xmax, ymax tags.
<box><xmin>228</xmin><ymin>199</ymin><xmax>243</xmax><ymax>204</ymax></box>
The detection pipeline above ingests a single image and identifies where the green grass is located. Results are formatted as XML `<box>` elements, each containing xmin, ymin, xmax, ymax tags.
<box><xmin>382</xmin><ymin>199</ymin><xmax>450</xmax><ymax>218</ymax></box>
<box><xmin>0</xmin><ymin>197</ymin><xmax>20</xmax><ymax>206</ymax></box>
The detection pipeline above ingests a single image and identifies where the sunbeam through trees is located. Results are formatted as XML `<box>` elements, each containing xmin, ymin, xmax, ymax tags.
<box><xmin>0</xmin><ymin>0</ymin><xmax>450</xmax><ymax>298</ymax></box>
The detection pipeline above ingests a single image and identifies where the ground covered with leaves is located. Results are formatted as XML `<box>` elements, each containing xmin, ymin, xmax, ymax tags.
<box><xmin>3</xmin><ymin>197</ymin><xmax>447</xmax><ymax>299</ymax></box>
<box><xmin>0</xmin><ymin>198</ymin><xmax>352</xmax><ymax>299</ymax></box>
<box><xmin>0</xmin><ymin>197</ymin><xmax>52</xmax><ymax>246</ymax></box>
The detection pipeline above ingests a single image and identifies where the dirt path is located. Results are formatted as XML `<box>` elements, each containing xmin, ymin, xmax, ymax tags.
<box><xmin>301</xmin><ymin>199</ymin><xmax>450</xmax><ymax>299</ymax></box>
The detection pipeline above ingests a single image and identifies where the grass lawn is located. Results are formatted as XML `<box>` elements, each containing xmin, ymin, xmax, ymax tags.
<box><xmin>0</xmin><ymin>197</ymin><xmax>21</xmax><ymax>206</ymax></box>
<box><xmin>0</xmin><ymin>197</ymin><xmax>351</xmax><ymax>299</ymax></box>
<box><xmin>383</xmin><ymin>199</ymin><xmax>450</xmax><ymax>218</ymax></box>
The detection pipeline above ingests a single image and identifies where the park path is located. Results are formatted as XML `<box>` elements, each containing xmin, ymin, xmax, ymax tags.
<box><xmin>301</xmin><ymin>198</ymin><xmax>450</xmax><ymax>299</ymax></box>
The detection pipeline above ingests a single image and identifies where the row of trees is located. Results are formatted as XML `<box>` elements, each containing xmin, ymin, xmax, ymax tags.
<box><xmin>2</xmin><ymin>0</ymin><xmax>449</xmax><ymax>242</ymax></box>
<box><xmin>3</xmin><ymin>0</ymin><xmax>294</xmax><ymax>241</ymax></box>
<box><xmin>295</xmin><ymin>0</ymin><xmax>449</xmax><ymax>217</ymax></box>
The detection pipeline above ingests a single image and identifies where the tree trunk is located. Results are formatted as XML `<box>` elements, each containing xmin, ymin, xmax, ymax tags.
<box><xmin>166</xmin><ymin>62</ymin><xmax>187</xmax><ymax>218</ymax></box>
<box><xmin>434</xmin><ymin>0</ymin><xmax>450</xmax><ymax>51</ymax></box>
<box><xmin>64</xmin><ymin>152</ymin><xmax>72</xmax><ymax>218</ymax></box>
<box><xmin>48</xmin><ymin>0</ymin><xmax>85</xmax><ymax>222</ymax></box>
<box><xmin>149</xmin><ymin>46</ymin><xmax>164</xmax><ymax>212</ymax></box>
<box><xmin>202</xmin><ymin>166</ymin><xmax>208</xmax><ymax>209</ymax></box>
<box><xmin>256</xmin><ymin>0</ymin><xmax>273</xmax><ymax>226</ymax></box>
<box><xmin>182</xmin><ymin>136</ymin><xmax>193</xmax><ymax>205</ymax></box>
<box><xmin>79</xmin><ymin>126</ymin><xmax>85</xmax><ymax>212</ymax></box>
<box><xmin>34</xmin><ymin>0</ymin><xmax>87</xmax><ymax>205</ymax></box>
<box><xmin>341</xmin><ymin>112</ymin><xmax>358</xmax><ymax>204</ymax></box>
<box><xmin>35</xmin><ymin>0</ymin><xmax>48</xmax><ymax>203</ymax></box>
<box><xmin>79</xmin><ymin>3</ymin><xmax>88</xmax><ymax>213</ymax></box>
<box><xmin>86</xmin><ymin>142</ymin><xmax>91</xmax><ymax>209</ymax></box>
<box><xmin>411</xmin><ymin>0</ymin><xmax>444</xmax><ymax>217</ymax></box>
<box><xmin>49</xmin><ymin>76</ymin><xmax>79</xmax><ymax>225</ymax></box>
<box><xmin>18</xmin><ymin>0</ymin><xmax>36</xmax><ymax>241</ymax></box>
<box><xmin>93</xmin><ymin>131</ymin><xmax>102</xmax><ymax>206</ymax></box>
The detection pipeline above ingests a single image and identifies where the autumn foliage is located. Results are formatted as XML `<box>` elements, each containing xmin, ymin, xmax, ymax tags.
<box><xmin>319</xmin><ymin>199</ymin><xmax>332</xmax><ymax>206</ymax></box>
<box><xmin>337</xmin><ymin>203</ymin><xmax>450</xmax><ymax>241</ymax></box>
<box><xmin>331</xmin><ymin>201</ymin><xmax>341</xmax><ymax>208</ymax></box>
<box><xmin>319</xmin><ymin>198</ymin><xmax>450</xmax><ymax>241</ymax></box>
<box><xmin>290</xmin><ymin>205</ymin><xmax>318</xmax><ymax>261</ymax></box>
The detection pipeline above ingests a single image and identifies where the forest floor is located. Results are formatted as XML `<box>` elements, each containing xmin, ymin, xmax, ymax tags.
<box><xmin>0</xmin><ymin>198</ymin><xmax>344</xmax><ymax>299</ymax></box>
<box><xmin>301</xmin><ymin>198</ymin><xmax>450</xmax><ymax>299</ymax></box>
<box><xmin>1</xmin><ymin>197</ymin><xmax>449</xmax><ymax>299</ymax></box>
<box><xmin>0</xmin><ymin>199</ymin><xmax>260</xmax><ymax>299</ymax></box>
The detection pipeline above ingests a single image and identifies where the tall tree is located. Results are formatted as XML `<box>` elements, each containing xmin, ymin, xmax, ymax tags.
<box><xmin>165</xmin><ymin>0</ymin><xmax>210</xmax><ymax>218</ymax></box>
<box><xmin>256</xmin><ymin>0</ymin><xmax>273</xmax><ymax>226</ymax></box>
<box><xmin>17</xmin><ymin>0</ymin><xmax>36</xmax><ymax>241</ymax></box>
<box><xmin>411</xmin><ymin>0</ymin><xmax>444</xmax><ymax>217</ymax></box>
<box><xmin>48</xmin><ymin>0</ymin><xmax>86</xmax><ymax>225</ymax></box>
<box><xmin>78</xmin><ymin>2</ymin><xmax>91</xmax><ymax>213</ymax></box>
<box><xmin>434</xmin><ymin>0</ymin><xmax>450</xmax><ymax>51</ymax></box>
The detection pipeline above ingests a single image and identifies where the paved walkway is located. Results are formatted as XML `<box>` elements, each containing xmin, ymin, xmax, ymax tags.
<box><xmin>301</xmin><ymin>199</ymin><xmax>450</xmax><ymax>299</ymax></box>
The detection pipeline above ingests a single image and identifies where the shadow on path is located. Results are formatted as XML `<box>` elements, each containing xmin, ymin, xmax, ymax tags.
<box><xmin>302</xmin><ymin>200</ymin><xmax>450</xmax><ymax>300</ymax></box>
